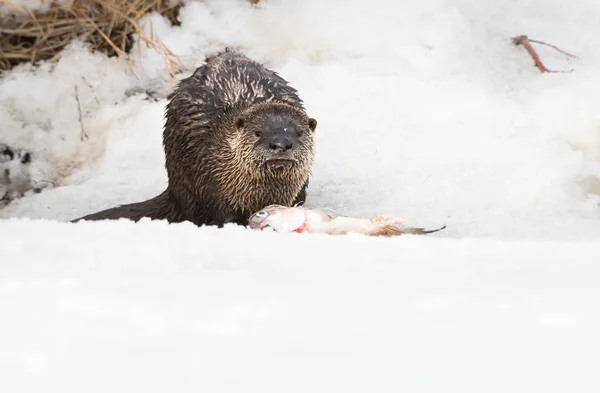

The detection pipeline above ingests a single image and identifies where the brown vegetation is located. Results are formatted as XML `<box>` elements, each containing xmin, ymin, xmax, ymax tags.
<box><xmin>0</xmin><ymin>0</ymin><xmax>186</xmax><ymax>77</ymax></box>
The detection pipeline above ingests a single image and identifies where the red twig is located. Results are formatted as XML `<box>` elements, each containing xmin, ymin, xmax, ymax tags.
<box><xmin>512</xmin><ymin>35</ymin><xmax>575</xmax><ymax>74</ymax></box>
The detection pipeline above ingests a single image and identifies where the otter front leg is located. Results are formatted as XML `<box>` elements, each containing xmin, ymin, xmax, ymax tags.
<box><xmin>206</xmin><ymin>211</ymin><xmax>249</xmax><ymax>228</ymax></box>
<box><xmin>292</xmin><ymin>180</ymin><xmax>309</xmax><ymax>206</ymax></box>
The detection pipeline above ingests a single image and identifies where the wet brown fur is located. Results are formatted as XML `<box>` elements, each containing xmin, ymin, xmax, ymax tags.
<box><xmin>72</xmin><ymin>49</ymin><xmax>318</xmax><ymax>227</ymax></box>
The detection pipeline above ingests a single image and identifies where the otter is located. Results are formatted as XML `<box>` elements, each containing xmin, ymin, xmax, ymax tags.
<box><xmin>72</xmin><ymin>49</ymin><xmax>318</xmax><ymax>227</ymax></box>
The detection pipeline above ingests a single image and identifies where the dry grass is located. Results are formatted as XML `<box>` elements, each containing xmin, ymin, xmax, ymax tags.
<box><xmin>0</xmin><ymin>0</ymin><xmax>189</xmax><ymax>80</ymax></box>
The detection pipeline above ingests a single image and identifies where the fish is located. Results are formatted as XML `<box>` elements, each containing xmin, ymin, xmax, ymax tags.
<box><xmin>247</xmin><ymin>205</ymin><xmax>446</xmax><ymax>237</ymax></box>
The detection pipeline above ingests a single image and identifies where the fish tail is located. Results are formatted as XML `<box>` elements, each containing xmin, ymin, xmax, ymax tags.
<box><xmin>402</xmin><ymin>225</ymin><xmax>447</xmax><ymax>235</ymax></box>
<box><xmin>370</xmin><ymin>224</ymin><xmax>447</xmax><ymax>237</ymax></box>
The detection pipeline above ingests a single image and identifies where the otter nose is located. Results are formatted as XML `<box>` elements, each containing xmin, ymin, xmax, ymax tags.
<box><xmin>268</xmin><ymin>135</ymin><xmax>293</xmax><ymax>152</ymax></box>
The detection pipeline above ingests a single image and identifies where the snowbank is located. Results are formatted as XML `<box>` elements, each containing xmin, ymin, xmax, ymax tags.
<box><xmin>1</xmin><ymin>218</ymin><xmax>600</xmax><ymax>392</ymax></box>
<box><xmin>1</xmin><ymin>0</ymin><xmax>600</xmax><ymax>390</ymax></box>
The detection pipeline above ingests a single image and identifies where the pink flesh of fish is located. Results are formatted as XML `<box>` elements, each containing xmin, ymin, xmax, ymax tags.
<box><xmin>252</xmin><ymin>206</ymin><xmax>331</xmax><ymax>233</ymax></box>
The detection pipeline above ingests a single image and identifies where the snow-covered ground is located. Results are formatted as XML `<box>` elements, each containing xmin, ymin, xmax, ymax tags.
<box><xmin>1</xmin><ymin>0</ymin><xmax>600</xmax><ymax>391</ymax></box>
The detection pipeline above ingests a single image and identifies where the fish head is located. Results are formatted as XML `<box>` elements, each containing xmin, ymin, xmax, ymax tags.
<box><xmin>247</xmin><ymin>205</ymin><xmax>307</xmax><ymax>232</ymax></box>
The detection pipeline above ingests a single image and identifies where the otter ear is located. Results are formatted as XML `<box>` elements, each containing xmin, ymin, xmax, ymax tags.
<box><xmin>235</xmin><ymin>118</ymin><xmax>245</xmax><ymax>130</ymax></box>
<box><xmin>308</xmin><ymin>118</ymin><xmax>317</xmax><ymax>132</ymax></box>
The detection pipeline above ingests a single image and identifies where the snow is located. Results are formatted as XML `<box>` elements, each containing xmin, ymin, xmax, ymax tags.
<box><xmin>1</xmin><ymin>0</ymin><xmax>600</xmax><ymax>391</ymax></box>
<box><xmin>2</xmin><ymin>219</ymin><xmax>600</xmax><ymax>392</ymax></box>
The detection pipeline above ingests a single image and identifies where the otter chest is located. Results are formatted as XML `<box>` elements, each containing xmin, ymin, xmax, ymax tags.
<box><xmin>225</xmin><ymin>178</ymin><xmax>302</xmax><ymax>215</ymax></box>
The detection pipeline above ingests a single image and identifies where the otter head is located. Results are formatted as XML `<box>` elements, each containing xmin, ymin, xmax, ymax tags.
<box><xmin>231</xmin><ymin>102</ymin><xmax>317</xmax><ymax>177</ymax></box>
<box><xmin>162</xmin><ymin>96</ymin><xmax>318</xmax><ymax>219</ymax></box>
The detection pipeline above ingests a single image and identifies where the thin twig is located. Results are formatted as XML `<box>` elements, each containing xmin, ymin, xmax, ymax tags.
<box><xmin>74</xmin><ymin>85</ymin><xmax>88</xmax><ymax>141</ymax></box>
<box><xmin>512</xmin><ymin>35</ymin><xmax>575</xmax><ymax>73</ymax></box>
<box><xmin>81</xmin><ymin>76</ymin><xmax>101</xmax><ymax>104</ymax></box>
<box><xmin>528</xmin><ymin>38</ymin><xmax>578</xmax><ymax>59</ymax></box>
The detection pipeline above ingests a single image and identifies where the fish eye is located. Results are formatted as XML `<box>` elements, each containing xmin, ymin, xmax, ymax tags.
<box><xmin>254</xmin><ymin>211</ymin><xmax>268</xmax><ymax>218</ymax></box>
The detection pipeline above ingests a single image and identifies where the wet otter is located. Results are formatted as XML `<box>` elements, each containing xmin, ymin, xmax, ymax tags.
<box><xmin>72</xmin><ymin>49</ymin><xmax>318</xmax><ymax>227</ymax></box>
